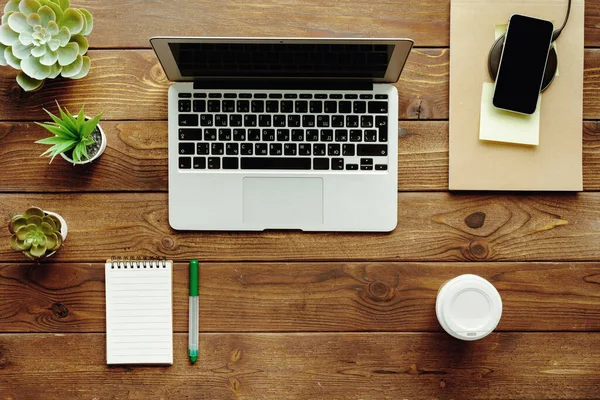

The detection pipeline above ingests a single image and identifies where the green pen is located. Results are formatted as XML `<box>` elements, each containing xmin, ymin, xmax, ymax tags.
<box><xmin>188</xmin><ymin>259</ymin><xmax>199</xmax><ymax>363</ymax></box>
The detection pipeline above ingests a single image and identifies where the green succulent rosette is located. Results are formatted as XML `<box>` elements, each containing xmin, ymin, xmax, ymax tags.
<box><xmin>9</xmin><ymin>206</ymin><xmax>63</xmax><ymax>259</ymax></box>
<box><xmin>0</xmin><ymin>0</ymin><xmax>93</xmax><ymax>91</ymax></box>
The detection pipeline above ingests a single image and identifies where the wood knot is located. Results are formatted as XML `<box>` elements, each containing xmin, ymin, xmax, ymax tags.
<box><xmin>367</xmin><ymin>280</ymin><xmax>394</xmax><ymax>302</ymax></box>
<box><xmin>0</xmin><ymin>351</ymin><xmax>7</xmax><ymax>369</ymax></box>
<box><xmin>51</xmin><ymin>303</ymin><xmax>69</xmax><ymax>319</ymax></box>
<box><xmin>228</xmin><ymin>377</ymin><xmax>241</xmax><ymax>394</ymax></box>
<box><xmin>230</xmin><ymin>349</ymin><xmax>242</xmax><ymax>363</ymax></box>
<box><xmin>465</xmin><ymin>212</ymin><xmax>486</xmax><ymax>229</ymax></box>
<box><xmin>9</xmin><ymin>85</ymin><xmax>23</xmax><ymax>99</ymax></box>
<box><xmin>161</xmin><ymin>236</ymin><xmax>175</xmax><ymax>249</ymax></box>
<box><xmin>407</xmin><ymin>99</ymin><xmax>431</xmax><ymax>119</ymax></box>
<box><xmin>469</xmin><ymin>240</ymin><xmax>489</xmax><ymax>259</ymax></box>
<box><xmin>439</xmin><ymin>379</ymin><xmax>446</xmax><ymax>389</ymax></box>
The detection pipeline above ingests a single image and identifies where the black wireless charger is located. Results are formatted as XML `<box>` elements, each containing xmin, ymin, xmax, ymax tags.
<box><xmin>487</xmin><ymin>0</ymin><xmax>571</xmax><ymax>92</ymax></box>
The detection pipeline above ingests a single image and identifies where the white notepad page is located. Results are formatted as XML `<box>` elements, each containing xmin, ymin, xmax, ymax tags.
<box><xmin>105</xmin><ymin>260</ymin><xmax>173</xmax><ymax>365</ymax></box>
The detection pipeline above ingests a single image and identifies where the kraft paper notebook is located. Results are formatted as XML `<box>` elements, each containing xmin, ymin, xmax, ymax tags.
<box><xmin>449</xmin><ymin>0</ymin><xmax>584</xmax><ymax>190</ymax></box>
<box><xmin>105</xmin><ymin>259</ymin><xmax>173</xmax><ymax>365</ymax></box>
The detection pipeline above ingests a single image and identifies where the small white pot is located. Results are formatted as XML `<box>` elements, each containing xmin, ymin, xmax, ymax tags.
<box><xmin>43</xmin><ymin>210</ymin><xmax>68</xmax><ymax>241</ymax></box>
<box><xmin>60</xmin><ymin>122</ymin><xmax>106</xmax><ymax>165</ymax></box>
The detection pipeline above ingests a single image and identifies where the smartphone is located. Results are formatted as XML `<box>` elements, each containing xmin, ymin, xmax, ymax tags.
<box><xmin>493</xmin><ymin>14</ymin><xmax>554</xmax><ymax>115</ymax></box>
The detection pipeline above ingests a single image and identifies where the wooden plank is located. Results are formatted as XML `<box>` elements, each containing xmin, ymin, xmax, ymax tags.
<box><xmin>79</xmin><ymin>0</ymin><xmax>451</xmax><ymax>48</ymax></box>
<box><xmin>2</xmin><ymin>121</ymin><xmax>599</xmax><ymax>192</ymax></box>
<box><xmin>0</xmin><ymin>193</ymin><xmax>599</xmax><ymax>262</ymax></box>
<box><xmin>0</xmin><ymin>122</ymin><xmax>168</xmax><ymax>192</ymax></box>
<box><xmin>1</xmin><ymin>333</ymin><xmax>599</xmax><ymax>399</ymax></box>
<box><xmin>1</xmin><ymin>49</ymin><xmax>599</xmax><ymax>121</ymax></box>
<box><xmin>55</xmin><ymin>1</ymin><xmax>600</xmax><ymax>49</ymax></box>
<box><xmin>2</xmin><ymin>262</ymin><xmax>600</xmax><ymax>333</ymax></box>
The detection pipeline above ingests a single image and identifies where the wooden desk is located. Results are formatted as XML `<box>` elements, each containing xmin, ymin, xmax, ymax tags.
<box><xmin>1</xmin><ymin>1</ymin><xmax>599</xmax><ymax>399</ymax></box>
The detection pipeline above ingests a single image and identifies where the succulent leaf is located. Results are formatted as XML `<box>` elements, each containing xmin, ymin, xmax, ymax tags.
<box><xmin>41</xmin><ymin>215</ymin><xmax>56</xmax><ymax>230</ymax></box>
<box><xmin>0</xmin><ymin>22</ymin><xmax>19</xmax><ymax>45</ymax></box>
<box><xmin>69</xmin><ymin>53</ymin><xmax>88</xmax><ymax>79</ymax></box>
<box><xmin>82</xmin><ymin>111</ymin><xmax>102</xmax><ymax>137</ymax></box>
<box><xmin>11</xmin><ymin>41</ymin><xmax>32</xmax><ymax>58</ymax></box>
<box><xmin>0</xmin><ymin>43</ymin><xmax>6</xmax><ymax>65</ymax></box>
<box><xmin>46</xmin><ymin>19</ymin><xmax>58</xmax><ymax>35</ymax></box>
<box><xmin>46</xmin><ymin>61</ymin><xmax>60</xmax><ymax>78</ymax></box>
<box><xmin>29</xmin><ymin>244</ymin><xmax>47</xmax><ymax>258</ymax></box>
<box><xmin>20</xmin><ymin>54</ymin><xmax>51</xmax><ymax>79</ymax></box>
<box><xmin>4</xmin><ymin>0</ymin><xmax>20</xmax><ymax>13</ymax></box>
<box><xmin>8</xmin><ymin>216</ymin><xmax>27</xmax><ymax>233</ymax></box>
<box><xmin>39</xmin><ymin>47</ymin><xmax>57</xmax><ymax>65</ymax></box>
<box><xmin>5</xmin><ymin>46</ymin><xmax>21</xmax><ymax>68</ymax></box>
<box><xmin>76</xmin><ymin>104</ymin><xmax>84</xmax><ymax>125</ymax></box>
<box><xmin>16</xmin><ymin>71</ymin><xmax>43</xmax><ymax>90</ymax></box>
<box><xmin>7</xmin><ymin>12</ymin><xmax>29</xmax><ymax>33</ymax></box>
<box><xmin>59</xmin><ymin>8</ymin><xmax>82</xmax><ymax>34</ymax></box>
<box><xmin>25</xmin><ymin>207</ymin><xmax>45</xmax><ymax>218</ymax></box>
<box><xmin>69</xmin><ymin>33</ymin><xmax>86</xmax><ymax>54</ymax></box>
<box><xmin>11</xmin><ymin>235</ymin><xmax>29</xmax><ymax>251</ymax></box>
<box><xmin>25</xmin><ymin>11</ymin><xmax>40</xmax><ymax>26</ymax></box>
<box><xmin>45</xmin><ymin>232</ymin><xmax>59</xmax><ymax>249</ymax></box>
<box><xmin>56</xmin><ymin>40</ymin><xmax>76</xmax><ymax>65</ymax></box>
<box><xmin>37</xmin><ymin>0</ymin><xmax>62</xmax><ymax>21</ymax></box>
<box><xmin>40</xmin><ymin>221</ymin><xmax>54</xmax><ymax>235</ymax></box>
<box><xmin>47</xmin><ymin>214</ymin><xmax>61</xmax><ymax>231</ymax></box>
<box><xmin>19</xmin><ymin>0</ymin><xmax>41</xmax><ymax>15</ymax></box>
<box><xmin>78</xmin><ymin>7</ymin><xmax>91</xmax><ymax>36</ymax></box>
<box><xmin>30</xmin><ymin>43</ymin><xmax>46</xmax><ymax>57</ymax></box>
<box><xmin>18</xmin><ymin>30</ymin><xmax>33</xmax><ymax>45</ymax></box>
<box><xmin>26</xmin><ymin>215</ymin><xmax>43</xmax><ymax>226</ymax></box>
<box><xmin>15</xmin><ymin>225</ymin><xmax>31</xmax><ymax>240</ymax></box>
<box><xmin>53</xmin><ymin>25</ymin><xmax>68</xmax><ymax>46</ymax></box>
<box><xmin>37</xmin><ymin>5</ymin><xmax>55</xmax><ymax>25</ymax></box>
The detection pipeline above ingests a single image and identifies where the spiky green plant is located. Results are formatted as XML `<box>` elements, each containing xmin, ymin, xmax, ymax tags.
<box><xmin>35</xmin><ymin>102</ymin><xmax>103</xmax><ymax>163</ymax></box>
<box><xmin>9</xmin><ymin>206</ymin><xmax>63</xmax><ymax>259</ymax></box>
<box><xmin>0</xmin><ymin>0</ymin><xmax>93</xmax><ymax>91</ymax></box>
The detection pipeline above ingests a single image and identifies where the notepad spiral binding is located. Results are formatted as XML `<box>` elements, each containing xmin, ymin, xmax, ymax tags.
<box><xmin>108</xmin><ymin>256</ymin><xmax>168</xmax><ymax>269</ymax></box>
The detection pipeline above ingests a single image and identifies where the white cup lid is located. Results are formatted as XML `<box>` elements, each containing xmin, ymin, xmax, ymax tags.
<box><xmin>436</xmin><ymin>274</ymin><xmax>502</xmax><ymax>341</ymax></box>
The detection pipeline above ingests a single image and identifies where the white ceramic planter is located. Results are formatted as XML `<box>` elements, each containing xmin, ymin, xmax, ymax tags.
<box><xmin>43</xmin><ymin>210</ymin><xmax>68</xmax><ymax>241</ymax></box>
<box><xmin>60</xmin><ymin>122</ymin><xmax>107</xmax><ymax>165</ymax></box>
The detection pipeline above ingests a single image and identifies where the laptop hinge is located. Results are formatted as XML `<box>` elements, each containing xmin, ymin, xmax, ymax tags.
<box><xmin>193</xmin><ymin>79</ymin><xmax>373</xmax><ymax>91</ymax></box>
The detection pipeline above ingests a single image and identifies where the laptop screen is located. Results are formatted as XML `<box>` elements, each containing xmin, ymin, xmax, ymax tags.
<box><xmin>168</xmin><ymin>43</ymin><xmax>394</xmax><ymax>79</ymax></box>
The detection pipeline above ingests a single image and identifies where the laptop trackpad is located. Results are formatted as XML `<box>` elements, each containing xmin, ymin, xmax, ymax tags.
<box><xmin>243</xmin><ymin>177</ymin><xmax>323</xmax><ymax>228</ymax></box>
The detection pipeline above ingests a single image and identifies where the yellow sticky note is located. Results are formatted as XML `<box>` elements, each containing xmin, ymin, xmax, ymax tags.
<box><xmin>479</xmin><ymin>82</ymin><xmax>541</xmax><ymax>146</ymax></box>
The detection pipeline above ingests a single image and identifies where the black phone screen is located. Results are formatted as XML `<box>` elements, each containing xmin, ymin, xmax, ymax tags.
<box><xmin>493</xmin><ymin>14</ymin><xmax>554</xmax><ymax>114</ymax></box>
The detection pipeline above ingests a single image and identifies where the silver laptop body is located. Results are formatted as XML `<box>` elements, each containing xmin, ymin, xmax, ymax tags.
<box><xmin>150</xmin><ymin>37</ymin><xmax>413</xmax><ymax>231</ymax></box>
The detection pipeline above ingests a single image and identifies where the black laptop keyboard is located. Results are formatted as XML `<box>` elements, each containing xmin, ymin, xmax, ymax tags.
<box><xmin>177</xmin><ymin>91</ymin><xmax>389</xmax><ymax>171</ymax></box>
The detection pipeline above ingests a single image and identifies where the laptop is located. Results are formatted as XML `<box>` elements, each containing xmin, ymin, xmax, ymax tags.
<box><xmin>150</xmin><ymin>37</ymin><xmax>413</xmax><ymax>231</ymax></box>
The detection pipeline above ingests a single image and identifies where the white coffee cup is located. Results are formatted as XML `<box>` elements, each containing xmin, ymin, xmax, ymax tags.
<box><xmin>436</xmin><ymin>274</ymin><xmax>502</xmax><ymax>341</ymax></box>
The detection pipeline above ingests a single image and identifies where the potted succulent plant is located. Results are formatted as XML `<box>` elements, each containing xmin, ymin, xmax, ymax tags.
<box><xmin>0</xmin><ymin>0</ymin><xmax>94</xmax><ymax>91</ymax></box>
<box><xmin>36</xmin><ymin>102</ymin><xmax>105</xmax><ymax>164</ymax></box>
<box><xmin>9</xmin><ymin>206</ymin><xmax>67</xmax><ymax>259</ymax></box>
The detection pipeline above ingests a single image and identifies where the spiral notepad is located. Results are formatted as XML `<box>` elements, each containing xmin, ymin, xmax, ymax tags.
<box><xmin>105</xmin><ymin>258</ymin><xmax>173</xmax><ymax>365</ymax></box>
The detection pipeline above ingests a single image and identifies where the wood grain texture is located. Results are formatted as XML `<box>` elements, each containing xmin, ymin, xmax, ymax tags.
<box><xmin>2</xmin><ymin>121</ymin><xmax>599</xmax><ymax>192</ymax></box>
<box><xmin>2</xmin><ymin>262</ymin><xmax>600</xmax><ymax>333</ymax></box>
<box><xmin>42</xmin><ymin>1</ymin><xmax>600</xmax><ymax>49</ymax></box>
<box><xmin>78</xmin><ymin>0</ymin><xmax>451</xmax><ymax>48</ymax></box>
<box><xmin>0</xmin><ymin>193</ymin><xmax>599</xmax><ymax>262</ymax></box>
<box><xmin>1</xmin><ymin>49</ymin><xmax>600</xmax><ymax>121</ymax></box>
<box><xmin>1</xmin><ymin>333</ymin><xmax>600</xmax><ymax>399</ymax></box>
